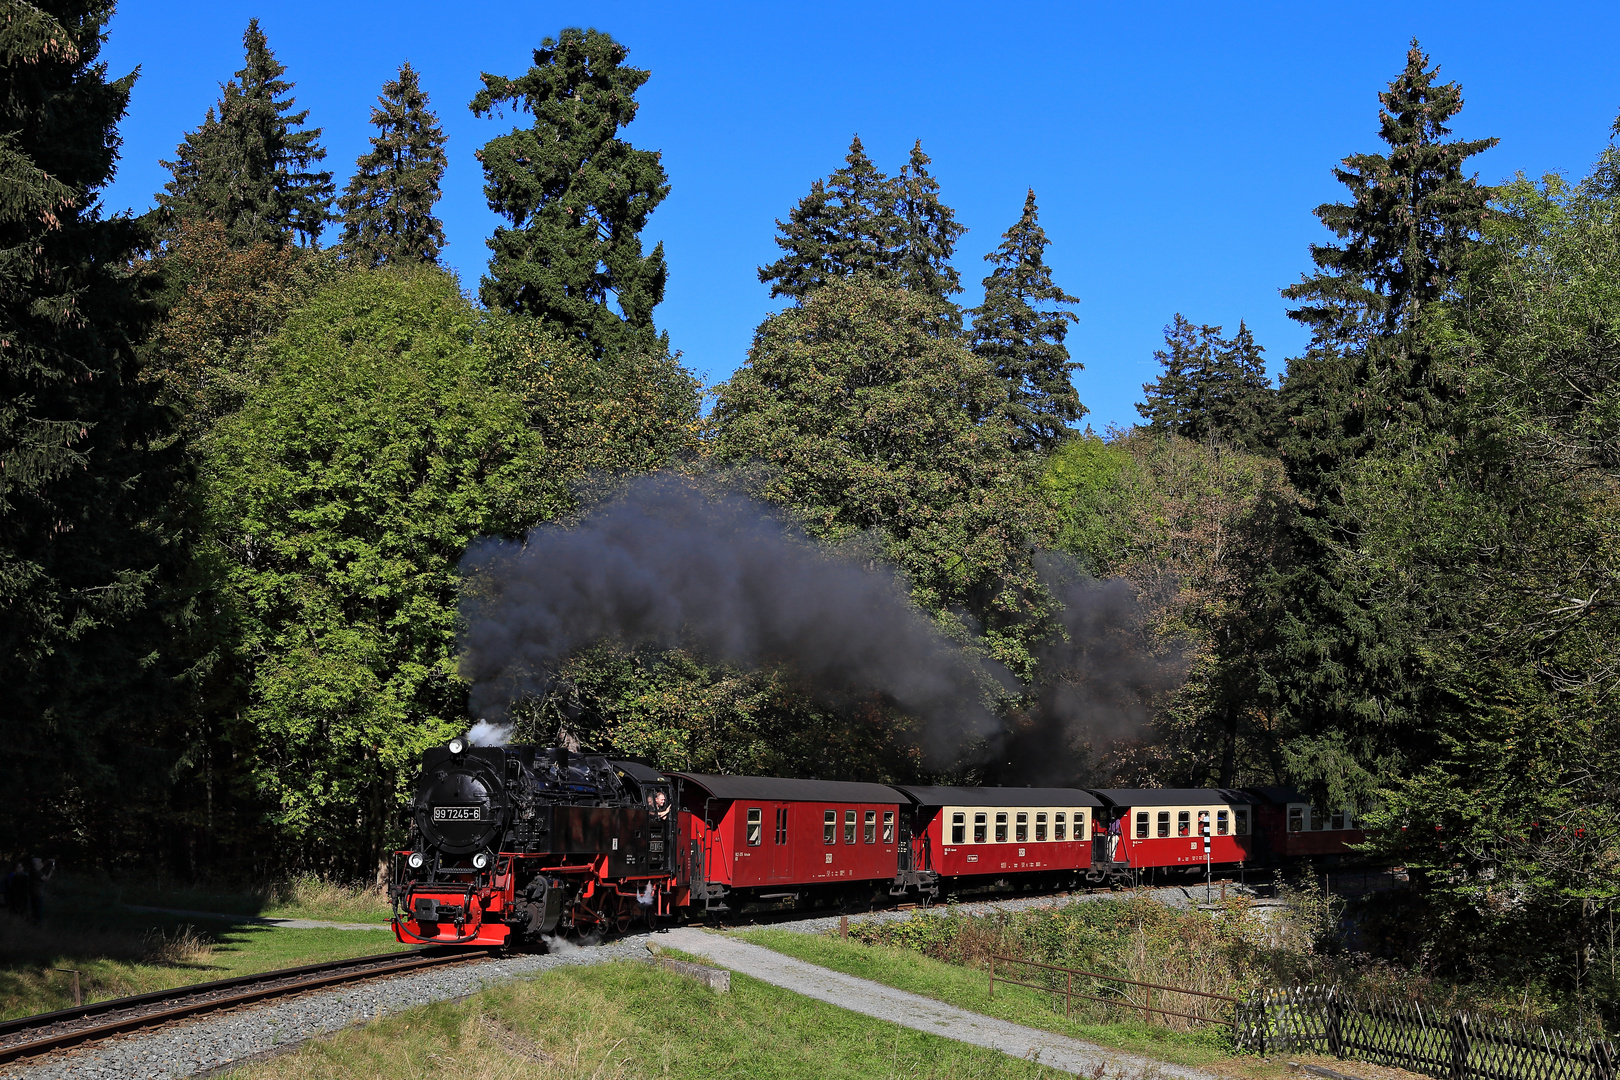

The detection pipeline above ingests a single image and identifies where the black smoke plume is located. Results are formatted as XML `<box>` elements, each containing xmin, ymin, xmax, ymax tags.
<box><xmin>458</xmin><ymin>477</ymin><xmax>1011</xmax><ymax>759</ymax></box>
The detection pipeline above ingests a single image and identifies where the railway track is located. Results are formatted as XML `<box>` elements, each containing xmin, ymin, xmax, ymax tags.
<box><xmin>0</xmin><ymin>945</ymin><xmax>496</xmax><ymax>1066</ymax></box>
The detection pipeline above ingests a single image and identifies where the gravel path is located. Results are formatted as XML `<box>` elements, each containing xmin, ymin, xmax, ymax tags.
<box><xmin>662</xmin><ymin>927</ymin><xmax>1216</xmax><ymax>1079</ymax></box>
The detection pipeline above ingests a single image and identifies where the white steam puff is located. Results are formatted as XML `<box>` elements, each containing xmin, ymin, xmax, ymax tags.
<box><xmin>466</xmin><ymin>719</ymin><xmax>512</xmax><ymax>747</ymax></box>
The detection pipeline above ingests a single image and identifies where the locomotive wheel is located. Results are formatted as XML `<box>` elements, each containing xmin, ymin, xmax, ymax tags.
<box><xmin>614</xmin><ymin>896</ymin><xmax>638</xmax><ymax>934</ymax></box>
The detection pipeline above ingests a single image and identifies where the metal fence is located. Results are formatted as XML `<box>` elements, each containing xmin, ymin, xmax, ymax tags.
<box><xmin>1237</xmin><ymin>987</ymin><xmax>1618</xmax><ymax>1080</ymax></box>
<box><xmin>989</xmin><ymin>954</ymin><xmax>1236</xmax><ymax>1027</ymax></box>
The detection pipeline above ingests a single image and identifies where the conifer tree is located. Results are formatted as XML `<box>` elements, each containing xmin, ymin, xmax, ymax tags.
<box><xmin>0</xmin><ymin>0</ymin><xmax>185</xmax><ymax>849</ymax></box>
<box><xmin>760</xmin><ymin>137</ymin><xmax>963</xmax><ymax>304</ymax></box>
<box><xmin>970</xmin><ymin>190</ymin><xmax>1083</xmax><ymax>452</ymax></box>
<box><xmin>1139</xmin><ymin>315</ymin><xmax>1274</xmax><ymax>452</ymax></box>
<box><xmin>339</xmin><ymin>63</ymin><xmax>448</xmax><ymax>266</ymax></box>
<box><xmin>472</xmin><ymin>28</ymin><xmax>669</xmax><ymax>358</ymax></box>
<box><xmin>158</xmin><ymin>19</ymin><xmax>333</xmax><ymax>248</ymax></box>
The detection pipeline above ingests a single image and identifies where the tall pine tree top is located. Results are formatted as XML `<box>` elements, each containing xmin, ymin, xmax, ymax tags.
<box><xmin>1284</xmin><ymin>40</ymin><xmax>1496</xmax><ymax>341</ymax></box>
<box><xmin>472</xmin><ymin>27</ymin><xmax>669</xmax><ymax>358</ymax></box>
<box><xmin>339</xmin><ymin>63</ymin><xmax>448</xmax><ymax>267</ymax></box>
<box><xmin>759</xmin><ymin>137</ymin><xmax>963</xmax><ymax>304</ymax></box>
<box><xmin>1138</xmin><ymin>315</ymin><xmax>1274</xmax><ymax>452</ymax></box>
<box><xmin>158</xmin><ymin>19</ymin><xmax>333</xmax><ymax>248</ymax></box>
<box><xmin>970</xmin><ymin>189</ymin><xmax>1082</xmax><ymax>452</ymax></box>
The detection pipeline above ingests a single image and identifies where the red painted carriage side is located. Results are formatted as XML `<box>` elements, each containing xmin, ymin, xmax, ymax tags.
<box><xmin>891</xmin><ymin>786</ymin><xmax>1103</xmax><ymax>883</ymax></box>
<box><xmin>1091</xmin><ymin>788</ymin><xmax>1259</xmax><ymax>871</ymax></box>
<box><xmin>1245</xmin><ymin>788</ymin><xmax>1364</xmax><ymax>860</ymax></box>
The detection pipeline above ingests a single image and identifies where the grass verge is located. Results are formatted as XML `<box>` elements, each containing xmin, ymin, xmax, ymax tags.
<box><xmin>739</xmin><ymin>929</ymin><xmax>1236</xmax><ymax>1066</ymax></box>
<box><xmin>219</xmin><ymin>958</ymin><xmax>1079</xmax><ymax>1080</ymax></box>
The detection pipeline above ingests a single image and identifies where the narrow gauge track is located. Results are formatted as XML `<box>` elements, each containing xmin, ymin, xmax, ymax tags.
<box><xmin>0</xmin><ymin>946</ymin><xmax>496</xmax><ymax>1066</ymax></box>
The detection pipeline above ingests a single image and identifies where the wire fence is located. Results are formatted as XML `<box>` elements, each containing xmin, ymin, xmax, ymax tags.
<box><xmin>1236</xmin><ymin>986</ymin><xmax>1618</xmax><ymax>1080</ymax></box>
<box><xmin>988</xmin><ymin>954</ymin><xmax>1236</xmax><ymax>1028</ymax></box>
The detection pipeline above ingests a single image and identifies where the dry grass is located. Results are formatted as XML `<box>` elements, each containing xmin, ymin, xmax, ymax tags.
<box><xmin>260</xmin><ymin>876</ymin><xmax>391</xmax><ymax>923</ymax></box>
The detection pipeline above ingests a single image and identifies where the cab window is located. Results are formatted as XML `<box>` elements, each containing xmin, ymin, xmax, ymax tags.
<box><xmin>1156</xmin><ymin>811</ymin><xmax>1170</xmax><ymax>838</ymax></box>
<box><xmin>746</xmin><ymin>808</ymin><xmax>763</xmax><ymax>846</ymax></box>
<box><xmin>844</xmin><ymin>810</ymin><xmax>857</xmax><ymax>844</ymax></box>
<box><xmin>951</xmin><ymin>812</ymin><xmax>966</xmax><ymax>845</ymax></box>
<box><xmin>1217</xmin><ymin>809</ymin><xmax>1229</xmax><ymax>835</ymax></box>
<box><xmin>882</xmin><ymin>811</ymin><xmax>895</xmax><ymax>844</ymax></box>
<box><xmin>1136</xmin><ymin>811</ymin><xmax>1149</xmax><ymax>838</ymax></box>
<box><xmin>973</xmin><ymin>812</ymin><xmax>987</xmax><ymax>842</ymax></box>
<box><xmin>864</xmin><ymin>810</ymin><xmax>877</xmax><ymax>844</ymax></box>
<box><xmin>1054</xmin><ymin>812</ymin><xmax>1067</xmax><ymax>841</ymax></box>
<box><xmin>824</xmin><ymin>810</ymin><xmax>836</xmax><ymax>844</ymax></box>
<box><xmin>1015</xmin><ymin>812</ymin><xmax>1029</xmax><ymax>843</ymax></box>
<box><xmin>994</xmin><ymin>812</ymin><xmax>1008</xmax><ymax>843</ymax></box>
<box><xmin>1035</xmin><ymin>813</ymin><xmax>1048</xmax><ymax>842</ymax></box>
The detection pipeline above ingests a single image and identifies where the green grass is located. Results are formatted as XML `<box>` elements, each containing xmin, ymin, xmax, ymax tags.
<box><xmin>220</xmin><ymin>958</ymin><xmax>1079</xmax><ymax>1080</ymax></box>
<box><xmin>58</xmin><ymin>871</ymin><xmax>394</xmax><ymax>924</ymax></box>
<box><xmin>736</xmin><ymin>928</ymin><xmax>1243</xmax><ymax>1071</ymax></box>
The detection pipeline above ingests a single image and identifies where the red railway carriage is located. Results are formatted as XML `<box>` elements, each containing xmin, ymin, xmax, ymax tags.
<box><xmin>1091</xmin><ymin>788</ymin><xmax>1258</xmax><ymax>875</ymax></box>
<box><xmin>674</xmin><ymin>773</ymin><xmax>905</xmax><ymax>911</ymax></box>
<box><xmin>1245</xmin><ymin>787</ymin><xmax>1365</xmax><ymax>862</ymax></box>
<box><xmin>892</xmin><ymin>786</ymin><xmax>1104</xmax><ymax>896</ymax></box>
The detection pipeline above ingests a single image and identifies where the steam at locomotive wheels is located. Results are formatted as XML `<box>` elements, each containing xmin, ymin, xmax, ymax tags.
<box><xmin>391</xmin><ymin>737</ymin><xmax>1363</xmax><ymax>948</ymax></box>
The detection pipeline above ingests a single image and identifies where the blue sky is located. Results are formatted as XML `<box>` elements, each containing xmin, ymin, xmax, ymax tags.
<box><xmin>99</xmin><ymin>1</ymin><xmax>1620</xmax><ymax>431</ymax></box>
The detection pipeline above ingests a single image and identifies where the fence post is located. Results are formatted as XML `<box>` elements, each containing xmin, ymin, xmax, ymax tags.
<box><xmin>1596</xmin><ymin>1039</ymin><xmax>1615</xmax><ymax>1080</ymax></box>
<box><xmin>989</xmin><ymin>955</ymin><xmax>994</xmax><ymax>1000</ymax></box>
<box><xmin>1449</xmin><ymin>1014</ymin><xmax>1469</xmax><ymax>1080</ymax></box>
<box><xmin>1066</xmin><ymin>970</ymin><xmax>1072</xmax><ymax>1017</ymax></box>
<box><xmin>1326</xmin><ymin>987</ymin><xmax>1343</xmax><ymax>1058</ymax></box>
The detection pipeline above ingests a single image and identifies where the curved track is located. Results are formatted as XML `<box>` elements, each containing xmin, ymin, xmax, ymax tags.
<box><xmin>0</xmin><ymin>946</ymin><xmax>496</xmax><ymax>1066</ymax></box>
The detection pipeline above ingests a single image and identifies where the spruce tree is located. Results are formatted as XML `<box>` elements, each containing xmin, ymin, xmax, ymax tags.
<box><xmin>158</xmin><ymin>19</ymin><xmax>334</xmax><ymax>248</ymax></box>
<box><xmin>1139</xmin><ymin>316</ymin><xmax>1274</xmax><ymax>452</ymax></box>
<box><xmin>759</xmin><ymin>137</ymin><xmax>963</xmax><ymax>305</ymax></box>
<box><xmin>339</xmin><ymin>62</ymin><xmax>448</xmax><ymax>266</ymax></box>
<box><xmin>970</xmin><ymin>189</ymin><xmax>1083</xmax><ymax>452</ymax></box>
<box><xmin>472</xmin><ymin>27</ymin><xmax>669</xmax><ymax>358</ymax></box>
<box><xmin>0</xmin><ymin>0</ymin><xmax>184</xmax><ymax>849</ymax></box>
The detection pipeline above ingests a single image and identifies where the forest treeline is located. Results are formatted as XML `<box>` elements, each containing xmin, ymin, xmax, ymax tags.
<box><xmin>3</xmin><ymin>3</ymin><xmax>1616</xmax><ymax>1020</ymax></box>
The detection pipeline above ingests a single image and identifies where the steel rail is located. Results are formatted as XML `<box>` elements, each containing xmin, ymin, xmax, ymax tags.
<box><xmin>0</xmin><ymin>946</ymin><xmax>495</xmax><ymax>1065</ymax></box>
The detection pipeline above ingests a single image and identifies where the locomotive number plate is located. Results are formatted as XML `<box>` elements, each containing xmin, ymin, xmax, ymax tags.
<box><xmin>432</xmin><ymin>806</ymin><xmax>484</xmax><ymax>821</ymax></box>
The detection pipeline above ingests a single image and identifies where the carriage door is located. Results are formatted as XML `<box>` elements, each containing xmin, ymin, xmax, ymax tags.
<box><xmin>768</xmin><ymin>803</ymin><xmax>793</xmax><ymax>882</ymax></box>
<box><xmin>896</xmin><ymin>814</ymin><xmax>913</xmax><ymax>874</ymax></box>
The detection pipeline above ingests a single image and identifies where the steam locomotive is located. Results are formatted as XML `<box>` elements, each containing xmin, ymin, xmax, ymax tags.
<box><xmin>391</xmin><ymin>738</ymin><xmax>1364</xmax><ymax>948</ymax></box>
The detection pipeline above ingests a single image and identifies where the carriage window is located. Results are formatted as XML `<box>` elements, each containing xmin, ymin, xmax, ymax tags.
<box><xmin>1235</xmin><ymin>808</ymin><xmax>1250</xmax><ymax>835</ymax></box>
<box><xmin>824</xmin><ymin>810</ymin><xmax>837</xmax><ymax>844</ymax></box>
<box><xmin>1136</xmin><ymin>811</ymin><xmax>1148</xmax><ymax>838</ymax></box>
<box><xmin>1156</xmin><ymin>811</ymin><xmax>1170</xmax><ymax>838</ymax></box>
<box><xmin>1288</xmin><ymin>807</ymin><xmax>1304</xmax><ymax>832</ymax></box>
<box><xmin>882</xmin><ymin>811</ymin><xmax>895</xmax><ymax>844</ymax></box>
<box><xmin>864</xmin><ymin>810</ymin><xmax>877</xmax><ymax>844</ymax></box>
<box><xmin>1198</xmin><ymin>810</ymin><xmax>1210</xmax><ymax>835</ymax></box>
<box><xmin>1310</xmin><ymin>807</ymin><xmax>1324</xmax><ymax>831</ymax></box>
<box><xmin>1217</xmin><ymin>810</ymin><xmax>1229</xmax><ymax>835</ymax></box>
<box><xmin>973</xmin><ymin>812</ymin><xmax>987</xmax><ymax>843</ymax></box>
<box><xmin>746</xmin><ymin>808</ymin><xmax>763</xmax><ymax>847</ymax></box>
<box><xmin>995</xmin><ymin>812</ymin><xmax>1008</xmax><ymax>843</ymax></box>
<box><xmin>1035</xmin><ymin>813</ymin><xmax>1048</xmax><ymax>842</ymax></box>
<box><xmin>776</xmin><ymin>808</ymin><xmax>789</xmax><ymax>844</ymax></box>
<box><xmin>1015</xmin><ymin>813</ymin><xmax>1028</xmax><ymax>842</ymax></box>
<box><xmin>1075</xmin><ymin>810</ymin><xmax>1087</xmax><ymax>837</ymax></box>
<box><xmin>844</xmin><ymin>810</ymin><xmax>857</xmax><ymax>844</ymax></box>
<box><xmin>951</xmin><ymin>812</ymin><xmax>966</xmax><ymax>845</ymax></box>
<box><xmin>1331</xmin><ymin>810</ymin><xmax>1346</xmax><ymax>831</ymax></box>
<box><xmin>1177</xmin><ymin>811</ymin><xmax>1191</xmax><ymax>836</ymax></box>
<box><xmin>1054</xmin><ymin>812</ymin><xmax>1067</xmax><ymax>841</ymax></box>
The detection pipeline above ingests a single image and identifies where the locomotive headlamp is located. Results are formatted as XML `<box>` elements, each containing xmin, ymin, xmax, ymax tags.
<box><xmin>448</xmin><ymin>737</ymin><xmax>467</xmax><ymax>755</ymax></box>
<box><xmin>472</xmin><ymin>851</ymin><xmax>491</xmax><ymax>870</ymax></box>
<box><xmin>406</xmin><ymin>851</ymin><xmax>425</xmax><ymax>869</ymax></box>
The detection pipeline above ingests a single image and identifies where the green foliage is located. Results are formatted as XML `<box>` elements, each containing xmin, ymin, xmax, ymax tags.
<box><xmin>157</xmin><ymin>19</ymin><xmax>333</xmax><ymax>248</ymax></box>
<box><xmin>712</xmin><ymin>277</ymin><xmax>1049</xmax><ymax>678</ymax></box>
<box><xmin>1138</xmin><ymin>315</ymin><xmax>1275</xmax><ymax>454</ymax></box>
<box><xmin>204</xmin><ymin>268</ymin><xmax>547</xmax><ymax>868</ymax></box>
<box><xmin>338</xmin><ymin>62</ymin><xmax>448</xmax><ymax>267</ymax></box>
<box><xmin>971</xmin><ymin>189</ymin><xmax>1085</xmax><ymax>452</ymax></box>
<box><xmin>758</xmin><ymin>137</ymin><xmax>965</xmax><ymax>304</ymax></box>
<box><xmin>0</xmin><ymin>0</ymin><xmax>189</xmax><ymax>855</ymax></box>
<box><xmin>472</xmin><ymin>27</ymin><xmax>669</xmax><ymax>359</ymax></box>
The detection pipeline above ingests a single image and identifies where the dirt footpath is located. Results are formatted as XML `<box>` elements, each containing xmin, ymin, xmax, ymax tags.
<box><xmin>661</xmin><ymin>927</ymin><xmax>1220</xmax><ymax>1080</ymax></box>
